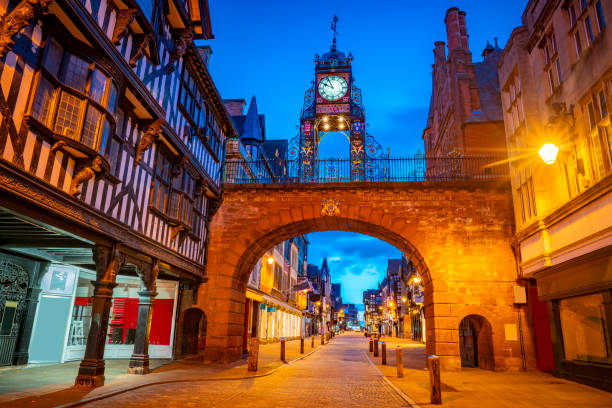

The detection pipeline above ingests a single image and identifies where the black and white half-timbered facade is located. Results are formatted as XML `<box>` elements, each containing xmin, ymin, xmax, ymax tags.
<box><xmin>0</xmin><ymin>0</ymin><xmax>235</xmax><ymax>386</ymax></box>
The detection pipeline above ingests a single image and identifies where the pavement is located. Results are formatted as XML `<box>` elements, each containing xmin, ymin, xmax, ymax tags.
<box><xmin>0</xmin><ymin>336</ymin><xmax>325</xmax><ymax>408</ymax></box>
<box><xmin>1</xmin><ymin>333</ymin><xmax>610</xmax><ymax>407</ymax></box>
<box><xmin>368</xmin><ymin>336</ymin><xmax>612</xmax><ymax>408</ymax></box>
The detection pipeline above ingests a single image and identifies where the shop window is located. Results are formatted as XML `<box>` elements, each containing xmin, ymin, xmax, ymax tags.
<box><xmin>66</xmin><ymin>275</ymin><xmax>178</xmax><ymax>357</ymax></box>
<box><xmin>29</xmin><ymin>38</ymin><xmax>119</xmax><ymax>155</ymax></box>
<box><xmin>559</xmin><ymin>292</ymin><xmax>611</xmax><ymax>363</ymax></box>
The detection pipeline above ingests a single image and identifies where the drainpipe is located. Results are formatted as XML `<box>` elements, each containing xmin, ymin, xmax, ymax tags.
<box><xmin>511</xmin><ymin>240</ymin><xmax>527</xmax><ymax>370</ymax></box>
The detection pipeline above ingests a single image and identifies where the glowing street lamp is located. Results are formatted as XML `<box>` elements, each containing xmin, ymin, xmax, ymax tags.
<box><xmin>401</xmin><ymin>297</ymin><xmax>407</xmax><ymax>303</ymax></box>
<box><xmin>539</xmin><ymin>143</ymin><xmax>559</xmax><ymax>164</ymax></box>
<box><xmin>267</xmin><ymin>256</ymin><xmax>274</xmax><ymax>265</ymax></box>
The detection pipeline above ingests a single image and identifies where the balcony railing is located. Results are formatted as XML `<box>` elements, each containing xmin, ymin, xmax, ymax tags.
<box><xmin>223</xmin><ymin>156</ymin><xmax>509</xmax><ymax>184</ymax></box>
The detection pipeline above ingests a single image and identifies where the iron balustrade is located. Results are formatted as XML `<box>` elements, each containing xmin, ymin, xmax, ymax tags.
<box><xmin>223</xmin><ymin>156</ymin><xmax>509</xmax><ymax>184</ymax></box>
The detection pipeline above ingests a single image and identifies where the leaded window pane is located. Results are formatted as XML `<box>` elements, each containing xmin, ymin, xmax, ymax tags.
<box><xmin>63</xmin><ymin>55</ymin><xmax>90</xmax><ymax>93</ymax></box>
<box><xmin>32</xmin><ymin>77</ymin><xmax>55</xmax><ymax>126</ymax></box>
<box><xmin>89</xmin><ymin>69</ymin><xmax>108</xmax><ymax>104</ymax></box>
<box><xmin>43</xmin><ymin>39</ymin><xmax>63</xmax><ymax>78</ymax></box>
<box><xmin>81</xmin><ymin>105</ymin><xmax>102</xmax><ymax>148</ymax></box>
<box><xmin>55</xmin><ymin>92</ymin><xmax>84</xmax><ymax>138</ymax></box>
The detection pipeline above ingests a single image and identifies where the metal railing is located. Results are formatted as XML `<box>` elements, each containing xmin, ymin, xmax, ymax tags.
<box><xmin>223</xmin><ymin>156</ymin><xmax>509</xmax><ymax>184</ymax></box>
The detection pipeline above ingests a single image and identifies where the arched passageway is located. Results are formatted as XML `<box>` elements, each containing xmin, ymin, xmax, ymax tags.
<box><xmin>181</xmin><ymin>308</ymin><xmax>206</xmax><ymax>356</ymax></box>
<box><xmin>198</xmin><ymin>182</ymin><xmax>535</xmax><ymax>370</ymax></box>
<box><xmin>459</xmin><ymin>314</ymin><xmax>495</xmax><ymax>370</ymax></box>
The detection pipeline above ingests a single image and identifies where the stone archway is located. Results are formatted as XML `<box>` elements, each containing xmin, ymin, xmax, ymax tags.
<box><xmin>459</xmin><ymin>314</ymin><xmax>495</xmax><ymax>370</ymax></box>
<box><xmin>181</xmin><ymin>308</ymin><xmax>206</xmax><ymax>356</ymax></box>
<box><xmin>199</xmin><ymin>181</ymin><xmax>529</xmax><ymax>370</ymax></box>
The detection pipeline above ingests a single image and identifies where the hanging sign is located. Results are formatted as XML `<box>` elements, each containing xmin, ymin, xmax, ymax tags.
<box><xmin>316</xmin><ymin>104</ymin><xmax>349</xmax><ymax>114</ymax></box>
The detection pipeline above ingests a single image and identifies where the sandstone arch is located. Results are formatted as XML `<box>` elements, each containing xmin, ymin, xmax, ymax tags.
<box><xmin>198</xmin><ymin>181</ymin><xmax>531</xmax><ymax>370</ymax></box>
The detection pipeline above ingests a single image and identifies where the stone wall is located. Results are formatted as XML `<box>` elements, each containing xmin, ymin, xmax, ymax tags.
<box><xmin>199</xmin><ymin>180</ymin><xmax>536</xmax><ymax>370</ymax></box>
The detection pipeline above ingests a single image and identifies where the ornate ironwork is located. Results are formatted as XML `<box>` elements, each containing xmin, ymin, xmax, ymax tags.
<box><xmin>223</xmin><ymin>155</ymin><xmax>508</xmax><ymax>184</ymax></box>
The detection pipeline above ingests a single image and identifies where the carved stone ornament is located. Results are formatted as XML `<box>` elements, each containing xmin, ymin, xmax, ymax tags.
<box><xmin>69</xmin><ymin>156</ymin><xmax>103</xmax><ymax>197</ymax></box>
<box><xmin>129</xmin><ymin>33</ymin><xmax>152</xmax><ymax>67</ymax></box>
<box><xmin>321</xmin><ymin>198</ymin><xmax>340</xmax><ymax>217</ymax></box>
<box><xmin>135</xmin><ymin>118</ymin><xmax>164</xmax><ymax>165</ymax></box>
<box><xmin>165</xmin><ymin>26</ymin><xmax>194</xmax><ymax>73</ymax></box>
<box><xmin>112</xmin><ymin>8</ymin><xmax>137</xmax><ymax>45</ymax></box>
<box><xmin>0</xmin><ymin>0</ymin><xmax>53</xmax><ymax>59</ymax></box>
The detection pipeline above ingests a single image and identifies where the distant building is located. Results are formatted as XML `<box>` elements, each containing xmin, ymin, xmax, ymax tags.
<box><xmin>363</xmin><ymin>289</ymin><xmax>382</xmax><ymax>333</ymax></box>
<box><xmin>423</xmin><ymin>7</ymin><xmax>507</xmax><ymax>158</ymax></box>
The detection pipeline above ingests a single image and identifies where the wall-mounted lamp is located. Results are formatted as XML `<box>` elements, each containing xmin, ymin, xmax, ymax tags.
<box><xmin>539</xmin><ymin>143</ymin><xmax>559</xmax><ymax>165</ymax></box>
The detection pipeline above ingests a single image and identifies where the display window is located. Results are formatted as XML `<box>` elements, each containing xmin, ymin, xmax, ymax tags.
<box><xmin>64</xmin><ymin>270</ymin><xmax>178</xmax><ymax>361</ymax></box>
<box><xmin>559</xmin><ymin>292</ymin><xmax>611</xmax><ymax>364</ymax></box>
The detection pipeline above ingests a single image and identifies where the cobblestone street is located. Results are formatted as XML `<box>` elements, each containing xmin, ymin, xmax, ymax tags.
<box><xmin>84</xmin><ymin>334</ymin><xmax>408</xmax><ymax>408</ymax></box>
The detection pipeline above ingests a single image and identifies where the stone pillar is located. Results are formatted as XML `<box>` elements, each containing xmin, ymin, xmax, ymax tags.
<box><xmin>75</xmin><ymin>246</ymin><xmax>120</xmax><ymax>388</ymax></box>
<box><xmin>128</xmin><ymin>259</ymin><xmax>159</xmax><ymax>375</ymax></box>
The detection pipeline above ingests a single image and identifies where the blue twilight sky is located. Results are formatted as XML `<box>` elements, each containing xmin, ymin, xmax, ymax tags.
<box><xmin>202</xmin><ymin>0</ymin><xmax>527</xmax><ymax>305</ymax></box>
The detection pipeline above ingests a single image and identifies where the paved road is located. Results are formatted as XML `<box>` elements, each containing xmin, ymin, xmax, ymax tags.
<box><xmin>85</xmin><ymin>334</ymin><xmax>409</xmax><ymax>407</ymax></box>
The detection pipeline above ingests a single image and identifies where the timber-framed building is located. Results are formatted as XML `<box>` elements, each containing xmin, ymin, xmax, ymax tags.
<box><xmin>0</xmin><ymin>0</ymin><xmax>235</xmax><ymax>386</ymax></box>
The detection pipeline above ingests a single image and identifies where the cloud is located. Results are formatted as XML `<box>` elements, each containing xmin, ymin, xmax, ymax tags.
<box><xmin>307</xmin><ymin>231</ymin><xmax>402</xmax><ymax>304</ymax></box>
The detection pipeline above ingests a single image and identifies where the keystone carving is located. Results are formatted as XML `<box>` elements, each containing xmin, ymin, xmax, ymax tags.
<box><xmin>135</xmin><ymin>118</ymin><xmax>164</xmax><ymax>165</ymax></box>
<box><xmin>69</xmin><ymin>156</ymin><xmax>103</xmax><ymax>197</ymax></box>
<box><xmin>129</xmin><ymin>33</ymin><xmax>152</xmax><ymax>67</ymax></box>
<box><xmin>165</xmin><ymin>27</ymin><xmax>194</xmax><ymax>73</ymax></box>
<box><xmin>0</xmin><ymin>0</ymin><xmax>53</xmax><ymax>59</ymax></box>
<box><xmin>321</xmin><ymin>198</ymin><xmax>340</xmax><ymax>216</ymax></box>
<box><xmin>112</xmin><ymin>8</ymin><xmax>137</xmax><ymax>45</ymax></box>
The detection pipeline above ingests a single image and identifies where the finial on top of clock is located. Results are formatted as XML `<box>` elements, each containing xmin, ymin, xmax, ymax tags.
<box><xmin>331</xmin><ymin>14</ymin><xmax>338</xmax><ymax>50</ymax></box>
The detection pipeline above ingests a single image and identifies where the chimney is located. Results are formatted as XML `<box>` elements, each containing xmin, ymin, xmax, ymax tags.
<box><xmin>197</xmin><ymin>45</ymin><xmax>213</xmax><ymax>68</ymax></box>
<box><xmin>434</xmin><ymin>41</ymin><xmax>446</xmax><ymax>63</ymax></box>
<box><xmin>223</xmin><ymin>99</ymin><xmax>247</xmax><ymax>116</ymax></box>
<box><xmin>445</xmin><ymin>7</ymin><xmax>469</xmax><ymax>51</ymax></box>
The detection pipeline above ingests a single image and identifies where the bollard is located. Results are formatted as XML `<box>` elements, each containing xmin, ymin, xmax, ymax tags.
<box><xmin>248</xmin><ymin>337</ymin><xmax>259</xmax><ymax>371</ymax></box>
<box><xmin>374</xmin><ymin>338</ymin><xmax>379</xmax><ymax>357</ymax></box>
<box><xmin>300</xmin><ymin>337</ymin><xmax>304</xmax><ymax>354</ymax></box>
<box><xmin>428</xmin><ymin>355</ymin><xmax>442</xmax><ymax>404</ymax></box>
<box><xmin>396</xmin><ymin>346</ymin><xmax>404</xmax><ymax>378</ymax></box>
<box><xmin>369</xmin><ymin>338</ymin><xmax>373</xmax><ymax>352</ymax></box>
<box><xmin>321</xmin><ymin>332</ymin><xmax>325</xmax><ymax>345</ymax></box>
<box><xmin>311</xmin><ymin>335</ymin><xmax>315</xmax><ymax>348</ymax></box>
<box><xmin>280</xmin><ymin>339</ymin><xmax>286</xmax><ymax>361</ymax></box>
<box><xmin>382</xmin><ymin>342</ymin><xmax>387</xmax><ymax>365</ymax></box>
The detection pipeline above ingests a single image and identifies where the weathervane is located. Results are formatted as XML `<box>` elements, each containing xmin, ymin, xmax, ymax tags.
<box><xmin>331</xmin><ymin>15</ymin><xmax>338</xmax><ymax>48</ymax></box>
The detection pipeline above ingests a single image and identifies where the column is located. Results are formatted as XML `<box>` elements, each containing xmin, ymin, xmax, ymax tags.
<box><xmin>75</xmin><ymin>245</ymin><xmax>120</xmax><ymax>387</ymax></box>
<box><xmin>128</xmin><ymin>259</ymin><xmax>159</xmax><ymax>375</ymax></box>
<box><xmin>13</xmin><ymin>262</ymin><xmax>48</xmax><ymax>365</ymax></box>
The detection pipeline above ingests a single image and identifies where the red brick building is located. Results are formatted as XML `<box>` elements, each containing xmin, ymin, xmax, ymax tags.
<box><xmin>423</xmin><ymin>7</ymin><xmax>507</xmax><ymax>157</ymax></box>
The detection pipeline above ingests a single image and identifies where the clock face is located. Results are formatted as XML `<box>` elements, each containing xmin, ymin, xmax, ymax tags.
<box><xmin>318</xmin><ymin>75</ymin><xmax>348</xmax><ymax>101</ymax></box>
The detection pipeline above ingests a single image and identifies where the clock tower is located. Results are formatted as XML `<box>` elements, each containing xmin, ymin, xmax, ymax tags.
<box><xmin>288</xmin><ymin>16</ymin><xmax>382</xmax><ymax>181</ymax></box>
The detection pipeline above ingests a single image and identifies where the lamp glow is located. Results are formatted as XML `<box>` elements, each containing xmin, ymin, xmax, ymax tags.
<box><xmin>413</xmin><ymin>276</ymin><xmax>421</xmax><ymax>284</ymax></box>
<box><xmin>402</xmin><ymin>297</ymin><xmax>407</xmax><ymax>303</ymax></box>
<box><xmin>539</xmin><ymin>143</ymin><xmax>559</xmax><ymax>164</ymax></box>
<box><xmin>267</xmin><ymin>257</ymin><xmax>274</xmax><ymax>265</ymax></box>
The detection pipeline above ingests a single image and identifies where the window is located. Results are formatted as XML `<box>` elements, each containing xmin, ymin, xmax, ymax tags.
<box><xmin>542</xmin><ymin>31</ymin><xmax>561</xmax><ymax>94</ymax></box>
<box><xmin>559</xmin><ymin>292</ymin><xmax>612</xmax><ymax>364</ymax></box>
<box><xmin>587</xmin><ymin>101</ymin><xmax>597</xmax><ymax>129</ymax></box>
<box><xmin>516</xmin><ymin>168</ymin><xmax>536</xmax><ymax>223</ymax></box>
<box><xmin>585</xmin><ymin>16</ymin><xmax>594</xmax><ymax>45</ymax></box>
<box><xmin>30</xmin><ymin>38</ymin><xmax>118</xmax><ymax>154</ymax></box>
<box><xmin>598</xmin><ymin>90</ymin><xmax>608</xmax><ymax>118</ymax></box>
<box><xmin>596</xmin><ymin>0</ymin><xmax>606</xmax><ymax>31</ymax></box>
<box><xmin>570</xmin><ymin>0</ymin><xmax>605</xmax><ymax>60</ymax></box>
<box><xmin>151</xmin><ymin>149</ymin><xmax>171</xmax><ymax>213</ymax></box>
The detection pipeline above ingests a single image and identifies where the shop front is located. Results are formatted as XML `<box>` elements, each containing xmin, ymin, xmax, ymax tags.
<box><xmin>28</xmin><ymin>264</ymin><xmax>179</xmax><ymax>364</ymax></box>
